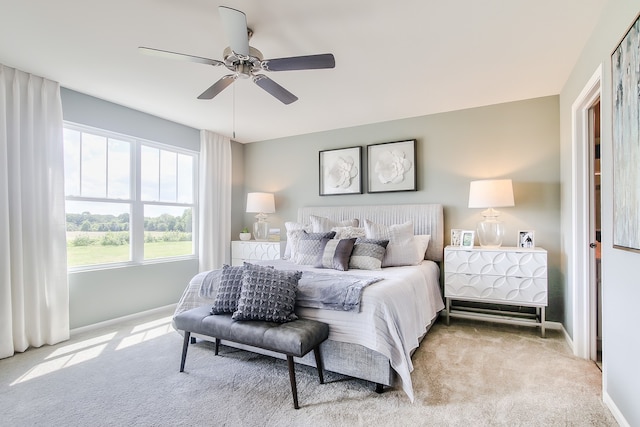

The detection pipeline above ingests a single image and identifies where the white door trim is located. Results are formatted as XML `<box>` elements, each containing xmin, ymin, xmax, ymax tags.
<box><xmin>570</xmin><ymin>65</ymin><xmax>601</xmax><ymax>359</ymax></box>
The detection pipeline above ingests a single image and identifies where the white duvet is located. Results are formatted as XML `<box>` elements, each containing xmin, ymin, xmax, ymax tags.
<box><xmin>173</xmin><ymin>260</ymin><xmax>444</xmax><ymax>402</ymax></box>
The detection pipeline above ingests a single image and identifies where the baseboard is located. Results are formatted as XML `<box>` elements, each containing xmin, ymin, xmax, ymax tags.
<box><xmin>70</xmin><ymin>303</ymin><xmax>177</xmax><ymax>336</ymax></box>
<box><xmin>603</xmin><ymin>390</ymin><xmax>631</xmax><ymax>427</ymax></box>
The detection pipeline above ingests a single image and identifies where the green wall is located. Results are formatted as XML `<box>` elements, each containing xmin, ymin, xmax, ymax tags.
<box><xmin>241</xmin><ymin>96</ymin><xmax>562</xmax><ymax>320</ymax></box>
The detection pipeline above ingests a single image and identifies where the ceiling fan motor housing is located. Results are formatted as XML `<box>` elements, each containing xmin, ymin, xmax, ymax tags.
<box><xmin>223</xmin><ymin>46</ymin><xmax>263</xmax><ymax>78</ymax></box>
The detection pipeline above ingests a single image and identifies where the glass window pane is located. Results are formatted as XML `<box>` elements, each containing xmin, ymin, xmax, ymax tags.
<box><xmin>144</xmin><ymin>205</ymin><xmax>193</xmax><ymax>260</ymax></box>
<box><xmin>141</xmin><ymin>146</ymin><xmax>159</xmax><ymax>201</ymax></box>
<box><xmin>177</xmin><ymin>154</ymin><xmax>193</xmax><ymax>203</ymax></box>
<box><xmin>159</xmin><ymin>150</ymin><xmax>177</xmax><ymax>202</ymax></box>
<box><xmin>63</xmin><ymin>128</ymin><xmax>81</xmax><ymax>196</ymax></box>
<box><xmin>107</xmin><ymin>138</ymin><xmax>131</xmax><ymax>199</ymax></box>
<box><xmin>81</xmin><ymin>133</ymin><xmax>107</xmax><ymax>197</ymax></box>
<box><xmin>65</xmin><ymin>201</ymin><xmax>131</xmax><ymax>267</ymax></box>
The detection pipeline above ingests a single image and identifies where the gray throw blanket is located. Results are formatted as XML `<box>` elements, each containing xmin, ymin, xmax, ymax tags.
<box><xmin>199</xmin><ymin>268</ymin><xmax>382</xmax><ymax>312</ymax></box>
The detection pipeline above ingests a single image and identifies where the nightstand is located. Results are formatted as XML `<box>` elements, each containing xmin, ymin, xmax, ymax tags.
<box><xmin>231</xmin><ymin>240</ymin><xmax>285</xmax><ymax>266</ymax></box>
<box><xmin>444</xmin><ymin>245</ymin><xmax>548</xmax><ymax>337</ymax></box>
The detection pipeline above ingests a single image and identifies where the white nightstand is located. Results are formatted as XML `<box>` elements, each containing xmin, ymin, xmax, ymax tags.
<box><xmin>444</xmin><ymin>245</ymin><xmax>548</xmax><ymax>337</ymax></box>
<box><xmin>231</xmin><ymin>240</ymin><xmax>284</xmax><ymax>266</ymax></box>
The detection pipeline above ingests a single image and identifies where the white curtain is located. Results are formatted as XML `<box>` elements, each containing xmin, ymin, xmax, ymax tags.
<box><xmin>0</xmin><ymin>65</ymin><xmax>69</xmax><ymax>359</ymax></box>
<box><xmin>199</xmin><ymin>130</ymin><xmax>231</xmax><ymax>271</ymax></box>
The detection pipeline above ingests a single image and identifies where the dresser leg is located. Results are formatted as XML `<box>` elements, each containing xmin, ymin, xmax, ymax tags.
<box><xmin>445</xmin><ymin>298</ymin><xmax>451</xmax><ymax>326</ymax></box>
<box><xmin>540</xmin><ymin>307</ymin><xmax>546</xmax><ymax>338</ymax></box>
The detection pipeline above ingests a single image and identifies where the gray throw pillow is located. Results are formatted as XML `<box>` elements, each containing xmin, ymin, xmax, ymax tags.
<box><xmin>211</xmin><ymin>265</ymin><xmax>245</xmax><ymax>314</ymax></box>
<box><xmin>315</xmin><ymin>238</ymin><xmax>356</xmax><ymax>271</ymax></box>
<box><xmin>294</xmin><ymin>231</ymin><xmax>336</xmax><ymax>265</ymax></box>
<box><xmin>349</xmin><ymin>238</ymin><xmax>389</xmax><ymax>270</ymax></box>
<box><xmin>232</xmin><ymin>263</ymin><xmax>302</xmax><ymax>323</ymax></box>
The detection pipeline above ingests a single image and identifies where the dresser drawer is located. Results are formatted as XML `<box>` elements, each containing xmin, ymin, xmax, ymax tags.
<box><xmin>231</xmin><ymin>241</ymin><xmax>283</xmax><ymax>266</ymax></box>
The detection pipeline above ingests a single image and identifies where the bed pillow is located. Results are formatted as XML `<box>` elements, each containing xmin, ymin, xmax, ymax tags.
<box><xmin>331</xmin><ymin>226</ymin><xmax>366</xmax><ymax>240</ymax></box>
<box><xmin>310</xmin><ymin>215</ymin><xmax>359</xmax><ymax>232</ymax></box>
<box><xmin>283</xmin><ymin>221</ymin><xmax>311</xmax><ymax>260</ymax></box>
<box><xmin>315</xmin><ymin>238</ymin><xmax>356</xmax><ymax>271</ymax></box>
<box><xmin>294</xmin><ymin>231</ymin><xmax>336</xmax><ymax>265</ymax></box>
<box><xmin>232</xmin><ymin>263</ymin><xmax>302</xmax><ymax>323</ymax></box>
<box><xmin>365</xmin><ymin>220</ymin><xmax>422</xmax><ymax>267</ymax></box>
<box><xmin>210</xmin><ymin>264</ymin><xmax>245</xmax><ymax>314</ymax></box>
<box><xmin>349</xmin><ymin>238</ymin><xmax>389</xmax><ymax>270</ymax></box>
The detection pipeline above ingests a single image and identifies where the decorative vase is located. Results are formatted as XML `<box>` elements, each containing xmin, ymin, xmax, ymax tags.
<box><xmin>239</xmin><ymin>232</ymin><xmax>251</xmax><ymax>241</ymax></box>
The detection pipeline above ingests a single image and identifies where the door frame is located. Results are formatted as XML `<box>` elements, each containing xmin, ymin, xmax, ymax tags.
<box><xmin>570</xmin><ymin>65</ymin><xmax>601</xmax><ymax>359</ymax></box>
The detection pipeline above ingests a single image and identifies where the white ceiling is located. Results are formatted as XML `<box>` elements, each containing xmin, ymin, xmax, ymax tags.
<box><xmin>0</xmin><ymin>0</ymin><xmax>608</xmax><ymax>143</ymax></box>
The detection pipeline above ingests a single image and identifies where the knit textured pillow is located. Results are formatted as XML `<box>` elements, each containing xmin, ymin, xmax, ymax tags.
<box><xmin>232</xmin><ymin>263</ymin><xmax>302</xmax><ymax>323</ymax></box>
<box><xmin>294</xmin><ymin>231</ymin><xmax>336</xmax><ymax>265</ymax></box>
<box><xmin>349</xmin><ymin>238</ymin><xmax>389</xmax><ymax>270</ymax></box>
<box><xmin>211</xmin><ymin>265</ymin><xmax>245</xmax><ymax>314</ymax></box>
<box><xmin>315</xmin><ymin>238</ymin><xmax>356</xmax><ymax>271</ymax></box>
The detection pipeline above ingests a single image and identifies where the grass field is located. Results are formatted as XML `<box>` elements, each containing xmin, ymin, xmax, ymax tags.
<box><xmin>67</xmin><ymin>241</ymin><xmax>192</xmax><ymax>267</ymax></box>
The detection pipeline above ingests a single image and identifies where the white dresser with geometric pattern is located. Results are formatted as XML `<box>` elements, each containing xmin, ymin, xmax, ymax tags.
<box><xmin>444</xmin><ymin>246</ymin><xmax>548</xmax><ymax>336</ymax></box>
<box><xmin>231</xmin><ymin>241</ymin><xmax>284</xmax><ymax>266</ymax></box>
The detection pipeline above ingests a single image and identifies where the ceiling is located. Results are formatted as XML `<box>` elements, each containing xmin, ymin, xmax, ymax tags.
<box><xmin>0</xmin><ymin>0</ymin><xmax>609</xmax><ymax>143</ymax></box>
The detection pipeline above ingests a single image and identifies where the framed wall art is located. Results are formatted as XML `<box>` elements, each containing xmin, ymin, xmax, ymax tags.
<box><xmin>367</xmin><ymin>139</ymin><xmax>416</xmax><ymax>193</ymax></box>
<box><xmin>612</xmin><ymin>13</ymin><xmax>640</xmax><ymax>252</ymax></box>
<box><xmin>319</xmin><ymin>146</ymin><xmax>362</xmax><ymax>196</ymax></box>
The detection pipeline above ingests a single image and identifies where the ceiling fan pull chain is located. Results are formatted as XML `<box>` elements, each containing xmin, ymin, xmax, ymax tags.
<box><xmin>233</xmin><ymin>81</ymin><xmax>236</xmax><ymax>139</ymax></box>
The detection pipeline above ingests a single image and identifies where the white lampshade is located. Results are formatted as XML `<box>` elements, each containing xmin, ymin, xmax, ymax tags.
<box><xmin>246</xmin><ymin>192</ymin><xmax>275</xmax><ymax>214</ymax></box>
<box><xmin>468</xmin><ymin>179</ymin><xmax>514</xmax><ymax>248</ymax></box>
<box><xmin>468</xmin><ymin>179</ymin><xmax>514</xmax><ymax>209</ymax></box>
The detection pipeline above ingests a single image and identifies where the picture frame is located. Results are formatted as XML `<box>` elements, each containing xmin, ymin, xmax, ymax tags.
<box><xmin>450</xmin><ymin>229</ymin><xmax>462</xmax><ymax>247</ymax></box>
<box><xmin>518</xmin><ymin>230</ymin><xmax>535</xmax><ymax>248</ymax></box>
<box><xmin>460</xmin><ymin>230</ymin><xmax>475</xmax><ymax>248</ymax></box>
<box><xmin>319</xmin><ymin>146</ymin><xmax>362</xmax><ymax>196</ymax></box>
<box><xmin>612</xmin><ymin>13</ymin><xmax>640</xmax><ymax>252</ymax></box>
<box><xmin>366</xmin><ymin>139</ymin><xmax>416</xmax><ymax>193</ymax></box>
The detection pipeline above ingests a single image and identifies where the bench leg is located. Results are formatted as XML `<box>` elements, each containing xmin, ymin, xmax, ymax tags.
<box><xmin>286</xmin><ymin>355</ymin><xmax>300</xmax><ymax>409</ymax></box>
<box><xmin>214</xmin><ymin>338</ymin><xmax>220</xmax><ymax>356</ymax></box>
<box><xmin>313</xmin><ymin>346</ymin><xmax>325</xmax><ymax>384</ymax></box>
<box><xmin>180</xmin><ymin>332</ymin><xmax>191</xmax><ymax>372</ymax></box>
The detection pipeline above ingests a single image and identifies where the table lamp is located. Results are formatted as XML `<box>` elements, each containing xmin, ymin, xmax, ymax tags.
<box><xmin>468</xmin><ymin>179</ymin><xmax>514</xmax><ymax>248</ymax></box>
<box><xmin>246</xmin><ymin>192</ymin><xmax>275</xmax><ymax>241</ymax></box>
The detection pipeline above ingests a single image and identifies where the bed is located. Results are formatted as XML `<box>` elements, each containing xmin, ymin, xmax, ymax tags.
<box><xmin>173</xmin><ymin>204</ymin><xmax>445</xmax><ymax>402</ymax></box>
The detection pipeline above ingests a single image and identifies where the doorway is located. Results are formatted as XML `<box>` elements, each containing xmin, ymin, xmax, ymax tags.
<box><xmin>589</xmin><ymin>100</ymin><xmax>602</xmax><ymax>369</ymax></box>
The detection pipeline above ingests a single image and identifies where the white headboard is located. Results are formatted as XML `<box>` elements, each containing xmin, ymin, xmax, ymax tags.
<box><xmin>297</xmin><ymin>204</ymin><xmax>444</xmax><ymax>262</ymax></box>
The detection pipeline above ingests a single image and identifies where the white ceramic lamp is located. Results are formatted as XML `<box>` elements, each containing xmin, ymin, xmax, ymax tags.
<box><xmin>468</xmin><ymin>179</ymin><xmax>514</xmax><ymax>248</ymax></box>
<box><xmin>246</xmin><ymin>192</ymin><xmax>275</xmax><ymax>241</ymax></box>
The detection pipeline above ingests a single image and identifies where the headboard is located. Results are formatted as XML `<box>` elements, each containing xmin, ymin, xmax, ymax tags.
<box><xmin>297</xmin><ymin>204</ymin><xmax>444</xmax><ymax>262</ymax></box>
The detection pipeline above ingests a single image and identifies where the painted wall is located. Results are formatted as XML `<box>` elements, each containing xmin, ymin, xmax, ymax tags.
<box><xmin>61</xmin><ymin>88</ymin><xmax>201</xmax><ymax>329</ymax></box>
<box><xmin>242</xmin><ymin>96</ymin><xmax>562</xmax><ymax>320</ymax></box>
<box><xmin>560</xmin><ymin>1</ymin><xmax>640</xmax><ymax>425</ymax></box>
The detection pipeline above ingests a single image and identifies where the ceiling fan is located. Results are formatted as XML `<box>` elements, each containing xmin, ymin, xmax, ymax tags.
<box><xmin>139</xmin><ymin>6</ymin><xmax>335</xmax><ymax>105</ymax></box>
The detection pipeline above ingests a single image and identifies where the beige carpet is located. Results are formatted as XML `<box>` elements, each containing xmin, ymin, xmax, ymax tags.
<box><xmin>0</xmin><ymin>308</ymin><xmax>617</xmax><ymax>426</ymax></box>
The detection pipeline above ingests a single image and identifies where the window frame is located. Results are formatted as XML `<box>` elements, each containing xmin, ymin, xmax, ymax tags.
<box><xmin>64</xmin><ymin>122</ymin><xmax>199</xmax><ymax>271</ymax></box>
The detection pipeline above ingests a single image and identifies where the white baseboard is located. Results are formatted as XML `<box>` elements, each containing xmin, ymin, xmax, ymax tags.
<box><xmin>70</xmin><ymin>303</ymin><xmax>176</xmax><ymax>336</ymax></box>
<box><xmin>603</xmin><ymin>391</ymin><xmax>630</xmax><ymax>427</ymax></box>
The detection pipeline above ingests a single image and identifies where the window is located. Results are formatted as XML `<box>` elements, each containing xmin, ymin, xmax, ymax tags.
<box><xmin>64</xmin><ymin>123</ymin><xmax>197</xmax><ymax>269</ymax></box>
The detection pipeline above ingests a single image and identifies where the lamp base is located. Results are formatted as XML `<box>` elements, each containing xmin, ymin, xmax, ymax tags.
<box><xmin>253</xmin><ymin>221</ymin><xmax>269</xmax><ymax>241</ymax></box>
<box><xmin>477</xmin><ymin>218</ymin><xmax>505</xmax><ymax>248</ymax></box>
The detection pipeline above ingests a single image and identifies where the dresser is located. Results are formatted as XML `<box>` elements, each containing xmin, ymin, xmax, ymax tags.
<box><xmin>444</xmin><ymin>245</ymin><xmax>548</xmax><ymax>337</ymax></box>
<box><xmin>231</xmin><ymin>240</ymin><xmax>284</xmax><ymax>266</ymax></box>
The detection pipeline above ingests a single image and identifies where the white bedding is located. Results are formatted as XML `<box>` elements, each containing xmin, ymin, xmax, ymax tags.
<box><xmin>173</xmin><ymin>259</ymin><xmax>444</xmax><ymax>402</ymax></box>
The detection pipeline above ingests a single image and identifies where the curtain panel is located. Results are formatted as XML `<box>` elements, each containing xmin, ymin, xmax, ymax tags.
<box><xmin>198</xmin><ymin>130</ymin><xmax>231</xmax><ymax>271</ymax></box>
<box><xmin>0</xmin><ymin>64</ymin><xmax>69</xmax><ymax>359</ymax></box>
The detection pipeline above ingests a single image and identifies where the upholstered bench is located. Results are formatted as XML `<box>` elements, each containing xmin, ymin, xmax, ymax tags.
<box><xmin>174</xmin><ymin>305</ymin><xmax>330</xmax><ymax>409</ymax></box>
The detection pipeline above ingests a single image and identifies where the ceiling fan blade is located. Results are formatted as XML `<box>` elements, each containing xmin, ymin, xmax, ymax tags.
<box><xmin>219</xmin><ymin>6</ymin><xmax>250</xmax><ymax>57</ymax></box>
<box><xmin>138</xmin><ymin>47</ymin><xmax>224</xmax><ymax>66</ymax></box>
<box><xmin>197</xmin><ymin>75</ymin><xmax>237</xmax><ymax>100</ymax></box>
<box><xmin>253</xmin><ymin>75</ymin><xmax>298</xmax><ymax>105</ymax></box>
<box><xmin>261</xmin><ymin>54</ymin><xmax>335</xmax><ymax>71</ymax></box>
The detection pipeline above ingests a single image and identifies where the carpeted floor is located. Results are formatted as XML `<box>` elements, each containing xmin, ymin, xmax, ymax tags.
<box><xmin>0</xmin><ymin>308</ymin><xmax>617</xmax><ymax>426</ymax></box>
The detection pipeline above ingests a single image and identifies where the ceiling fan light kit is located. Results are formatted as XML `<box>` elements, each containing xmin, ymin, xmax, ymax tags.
<box><xmin>139</xmin><ymin>6</ymin><xmax>335</xmax><ymax>105</ymax></box>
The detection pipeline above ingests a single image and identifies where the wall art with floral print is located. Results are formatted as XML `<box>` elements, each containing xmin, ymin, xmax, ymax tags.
<box><xmin>366</xmin><ymin>139</ymin><xmax>416</xmax><ymax>193</ymax></box>
<box><xmin>319</xmin><ymin>146</ymin><xmax>362</xmax><ymax>195</ymax></box>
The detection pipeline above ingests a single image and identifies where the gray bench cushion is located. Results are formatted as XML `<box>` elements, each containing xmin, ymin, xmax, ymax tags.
<box><xmin>174</xmin><ymin>305</ymin><xmax>329</xmax><ymax>357</ymax></box>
